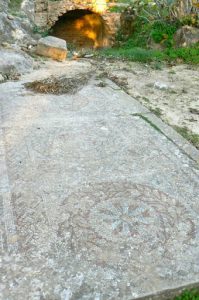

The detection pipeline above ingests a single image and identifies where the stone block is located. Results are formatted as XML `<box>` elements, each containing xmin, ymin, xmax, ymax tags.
<box><xmin>36</xmin><ymin>36</ymin><xmax>67</xmax><ymax>61</ymax></box>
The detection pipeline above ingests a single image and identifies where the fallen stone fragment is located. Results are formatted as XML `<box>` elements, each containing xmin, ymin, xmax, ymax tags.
<box><xmin>154</xmin><ymin>81</ymin><xmax>170</xmax><ymax>91</ymax></box>
<box><xmin>36</xmin><ymin>36</ymin><xmax>67</xmax><ymax>61</ymax></box>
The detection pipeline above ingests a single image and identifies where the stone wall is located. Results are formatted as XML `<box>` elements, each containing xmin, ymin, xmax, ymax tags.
<box><xmin>34</xmin><ymin>0</ymin><xmax>121</xmax><ymax>44</ymax></box>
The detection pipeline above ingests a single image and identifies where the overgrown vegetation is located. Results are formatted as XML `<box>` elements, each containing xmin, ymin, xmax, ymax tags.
<box><xmin>100</xmin><ymin>0</ymin><xmax>199</xmax><ymax>64</ymax></box>
<box><xmin>8</xmin><ymin>0</ymin><xmax>23</xmax><ymax>11</ymax></box>
<box><xmin>174</xmin><ymin>289</ymin><xmax>199</xmax><ymax>299</ymax></box>
<box><xmin>100</xmin><ymin>46</ymin><xmax>163</xmax><ymax>62</ymax></box>
<box><xmin>99</xmin><ymin>43</ymin><xmax>199</xmax><ymax>64</ymax></box>
<box><xmin>150</xmin><ymin>21</ymin><xmax>178</xmax><ymax>47</ymax></box>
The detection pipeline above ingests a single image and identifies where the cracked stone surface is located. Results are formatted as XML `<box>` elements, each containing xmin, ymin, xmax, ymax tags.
<box><xmin>0</xmin><ymin>61</ymin><xmax>199</xmax><ymax>300</ymax></box>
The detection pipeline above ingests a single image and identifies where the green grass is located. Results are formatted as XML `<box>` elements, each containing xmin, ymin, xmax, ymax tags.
<box><xmin>165</xmin><ymin>46</ymin><xmax>199</xmax><ymax>64</ymax></box>
<box><xmin>99</xmin><ymin>18</ymin><xmax>199</xmax><ymax>64</ymax></box>
<box><xmin>173</xmin><ymin>126</ymin><xmax>199</xmax><ymax>149</ymax></box>
<box><xmin>132</xmin><ymin>114</ymin><xmax>163</xmax><ymax>134</ymax></box>
<box><xmin>99</xmin><ymin>47</ymin><xmax>165</xmax><ymax>63</ymax></box>
<box><xmin>174</xmin><ymin>289</ymin><xmax>199</xmax><ymax>300</ymax></box>
<box><xmin>99</xmin><ymin>44</ymin><xmax>199</xmax><ymax>64</ymax></box>
<box><xmin>8</xmin><ymin>0</ymin><xmax>23</xmax><ymax>11</ymax></box>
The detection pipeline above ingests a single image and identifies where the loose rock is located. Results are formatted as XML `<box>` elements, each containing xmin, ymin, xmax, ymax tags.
<box><xmin>36</xmin><ymin>36</ymin><xmax>67</xmax><ymax>61</ymax></box>
<box><xmin>7</xmin><ymin>14</ymin><xmax>14</xmax><ymax>20</ymax></box>
<box><xmin>174</xmin><ymin>25</ymin><xmax>199</xmax><ymax>47</ymax></box>
<box><xmin>154</xmin><ymin>81</ymin><xmax>170</xmax><ymax>91</ymax></box>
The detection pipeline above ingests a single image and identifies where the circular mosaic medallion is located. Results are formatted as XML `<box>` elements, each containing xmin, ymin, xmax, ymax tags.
<box><xmin>65</xmin><ymin>182</ymin><xmax>194</xmax><ymax>255</ymax></box>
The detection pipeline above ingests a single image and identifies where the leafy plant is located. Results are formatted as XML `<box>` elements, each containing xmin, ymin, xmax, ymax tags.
<box><xmin>126</xmin><ymin>20</ymin><xmax>152</xmax><ymax>47</ymax></box>
<box><xmin>126</xmin><ymin>0</ymin><xmax>196</xmax><ymax>22</ymax></box>
<box><xmin>119</xmin><ymin>2</ymin><xmax>180</xmax><ymax>49</ymax></box>
<box><xmin>150</xmin><ymin>20</ymin><xmax>179</xmax><ymax>47</ymax></box>
<box><xmin>125</xmin><ymin>0</ymin><xmax>178</xmax><ymax>23</ymax></box>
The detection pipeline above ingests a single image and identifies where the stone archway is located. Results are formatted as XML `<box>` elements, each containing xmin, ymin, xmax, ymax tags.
<box><xmin>51</xmin><ymin>9</ymin><xmax>110</xmax><ymax>48</ymax></box>
<box><xmin>34</xmin><ymin>0</ymin><xmax>121</xmax><ymax>47</ymax></box>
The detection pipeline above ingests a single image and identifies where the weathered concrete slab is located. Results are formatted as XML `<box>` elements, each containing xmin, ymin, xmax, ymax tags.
<box><xmin>0</xmin><ymin>63</ymin><xmax>199</xmax><ymax>300</ymax></box>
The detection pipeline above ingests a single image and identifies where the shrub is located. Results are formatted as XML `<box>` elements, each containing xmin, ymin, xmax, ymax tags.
<box><xmin>150</xmin><ymin>20</ymin><xmax>179</xmax><ymax>47</ymax></box>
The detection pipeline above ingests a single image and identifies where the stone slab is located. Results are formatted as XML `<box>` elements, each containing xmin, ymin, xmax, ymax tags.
<box><xmin>140</xmin><ymin>111</ymin><xmax>199</xmax><ymax>164</ymax></box>
<box><xmin>0</xmin><ymin>71</ymin><xmax>199</xmax><ymax>300</ymax></box>
<box><xmin>0</xmin><ymin>49</ymin><xmax>33</xmax><ymax>74</ymax></box>
<box><xmin>36</xmin><ymin>36</ymin><xmax>67</xmax><ymax>61</ymax></box>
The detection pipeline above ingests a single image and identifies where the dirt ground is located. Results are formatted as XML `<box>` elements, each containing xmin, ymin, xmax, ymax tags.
<box><xmin>94</xmin><ymin>59</ymin><xmax>199</xmax><ymax>137</ymax></box>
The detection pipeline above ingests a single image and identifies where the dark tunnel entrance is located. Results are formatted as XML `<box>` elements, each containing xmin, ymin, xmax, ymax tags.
<box><xmin>51</xmin><ymin>10</ymin><xmax>109</xmax><ymax>49</ymax></box>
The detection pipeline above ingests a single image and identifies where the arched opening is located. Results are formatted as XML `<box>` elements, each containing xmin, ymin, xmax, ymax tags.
<box><xmin>51</xmin><ymin>9</ymin><xmax>109</xmax><ymax>49</ymax></box>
